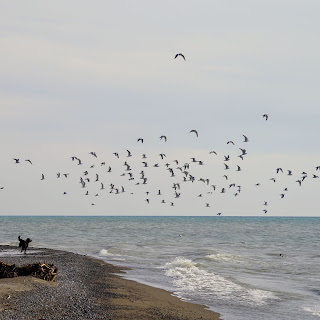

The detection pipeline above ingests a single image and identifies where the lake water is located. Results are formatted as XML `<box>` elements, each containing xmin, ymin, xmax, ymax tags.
<box><xmin>0</xmin><ymin>216</ymin><xmax>319</xmax><ymax>320</ymax></box>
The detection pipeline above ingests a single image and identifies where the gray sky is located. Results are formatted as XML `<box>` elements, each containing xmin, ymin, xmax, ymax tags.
<box><xmin>1</xmin><ymin>1</ymin><xmax>320</xmax><ymax>216</ymax></box>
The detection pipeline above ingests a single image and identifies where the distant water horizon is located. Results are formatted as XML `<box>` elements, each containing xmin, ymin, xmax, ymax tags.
<box><xmin>1</xmin><ymin>216</ymin><xmax>320</xmax><ymax>320</ymax></box>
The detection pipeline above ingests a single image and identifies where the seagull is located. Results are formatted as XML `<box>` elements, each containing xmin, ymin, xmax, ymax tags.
<box><xmin>209</xmin><ymin>150</ymin><xmax>217</xmax><ymax>155</ymax></box>
<box><xmin>190</xmin><ymin>129</ymin><xmax>198</xmax><ymax>137</ymax></box>
<box><xmin>227</xmin><ymin>141</ymin><xmax>234</xmax><ymax>145</ymax></box>
<box><xmin>13</xmin><ymin>158</ymin><xmax>20</xmax><ymax>164</ymax></box>
<box><xmin>25</xmin><ymin>159</ymin><xmax>33</xmax><ymax>165</ymax></box>
<box><xmin>41</xmin><ymin>174</ymin><xmax>45</xmax><ymax>180</ymax></box>
<box><xmin>127</xmin><ymin>150</ymin><xmax>132</xmax><ymax>157</ymax></box>
<box><xmin>137</xmin><ymin>138</ymin><xmax>144</xmax><ymax>143</ymax></box>
<box><xmin>243</xmin><ymin>135</ymin><xmax>249</xmax><ymax>142</ymax></box>
<box><xmin>262</xmin><ymin>114</ymin><xmax>269</xmax><ymax>121</ymax></box>
<box><xmin>160</xmin><ymin>135</ymin><xmax>167</xmax><ymax>142</ymax></box>
<box><xmin>174</xmin><ymin>53</ymin><xmax>186</xmax><ymax>60</ymax></box>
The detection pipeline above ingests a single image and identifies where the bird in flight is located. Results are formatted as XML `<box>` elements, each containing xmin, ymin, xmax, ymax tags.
<box><xmin>174</xmin><ymin>53</ymin><xmax>186</xmax><ymax>60</ymax></box>
<box><xmin>137</xmin><ymin>138</ymin><xmax>144</xmax><ymax>143</ymax></box>
<box><xmin>160</xmin><ymin>135</ymin><xmax>167</xmax><ymax>142</ymax></box>
<box><xmin>25</xmin><ymin>159</ymin><xmax>33</xmax><ymax>165</ymax></box>
<box><xmin>262</xmin><ymin>114</ymin><xmax>269</xmax><ymax>121</ymax></box>
<box><xmin>190</xmin><ymin>129</ymin><xmax>198</xmax><ymax>137</ymax></box>
<box><xmin>13</xmin><ymin>158</ymin><xmax>20</xmax><ymax>164</ymax></box>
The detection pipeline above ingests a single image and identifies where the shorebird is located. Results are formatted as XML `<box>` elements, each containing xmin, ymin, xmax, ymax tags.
<box><xmin>174</xmin><ymin>53</ymin><xmax>186</xmax><ymax>60</ymax></box>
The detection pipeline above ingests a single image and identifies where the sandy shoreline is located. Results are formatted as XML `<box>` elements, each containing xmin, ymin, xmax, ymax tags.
<box><xmin>0</xmin><ymin>245</ymin><xmax>221</xmax><ymax>320</ymax></box>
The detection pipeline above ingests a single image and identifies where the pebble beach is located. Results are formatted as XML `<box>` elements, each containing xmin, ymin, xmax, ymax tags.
<box><xmin>0</xmin><ymin>245</ymin><xmax>220</xmax><ymax>320</ymax></box>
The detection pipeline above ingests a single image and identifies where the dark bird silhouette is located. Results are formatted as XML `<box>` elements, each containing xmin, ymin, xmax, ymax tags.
<box><xmin>174</xmin><ymin>53</ymin><xmax>186</xmax><ymax>60</ymax></box>
<box><xmin>25</xmin><ymin>159</ymin><xmax>32</xmax><ymax>165</ymax></box>
<box><xmin>137</xmin><ymin>138</ymin><xmax>144</xmax><ymax>143</ymax></box>
<box><xmin>190</xmin><ymin>129</ymin><xmax>198</xmax><ymax>137</ymax></box>
<box><xmin>262</xmin><ymin>114</ymin><xmax>269</xmax><ymax>121</ymax></box>
<box><xmin>160</xmin><ymin>135</ymin><xmax>167</xmax><ymax>142</ymax></box>
<box><xmin>13</xmin><ymin>158</ymin><xmax>20</xmax><ymax>163</ymax></box>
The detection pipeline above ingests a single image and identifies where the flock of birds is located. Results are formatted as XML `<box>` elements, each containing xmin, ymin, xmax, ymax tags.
<box><xmin>2</xmin><ymin>54</ymin><xmax>318</xmax><ymax>215</ymax></box>
<box><xmin>3</xmin><ymin>112</ymin><xmax>320</xmax><ymax>215</ymax></box>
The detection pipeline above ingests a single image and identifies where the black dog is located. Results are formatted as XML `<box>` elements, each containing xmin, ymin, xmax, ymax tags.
<box><xmin>18</xmin><ymin>236</ymin><xmax>32</xmax><ymax>254</ymax></box>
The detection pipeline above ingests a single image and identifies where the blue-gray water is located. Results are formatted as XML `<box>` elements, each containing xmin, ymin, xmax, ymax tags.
<box><xmin>0</xmin><ymin>216</ymin><xmax>320</xmax><ymax>320</ymax></box>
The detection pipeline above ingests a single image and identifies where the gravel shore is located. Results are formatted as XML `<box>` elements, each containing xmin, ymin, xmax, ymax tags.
<box><xmin>0</xmin><ymin>245</ymin><xmax>221</xmax><ymax>320</ymax></box>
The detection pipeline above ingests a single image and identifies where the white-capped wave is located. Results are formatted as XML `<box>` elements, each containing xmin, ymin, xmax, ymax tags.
<box><xmin>205</xmin><ymin>252</ymin><xmax>244</xmax><ymax>263</ymax></box>
<box><xmin>303</xmin><ymin>305</ymin><xmax>320</xmax><ymax>317</ymax></box>
<box><xmin>99</xmin><ymin>249</ymin><xmax>125</xmax><ymax>261</ymax></box>
<box><xmin>164</xmin><ymin>257</ymin><xmax>278</xmax><ymax>306</ymax></box>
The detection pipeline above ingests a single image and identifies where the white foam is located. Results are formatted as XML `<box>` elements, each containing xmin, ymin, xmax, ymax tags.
<box><xmin>0</xmin><ymin>249</ymin><xmax>42</xmax><ymax>257</ymax></box>
<box><xmin>205</xmin><ymin>253</ymin><xmax>244</xmax><ymax>263</ymax></box>
<box><xmin>303</xmin><ymin>305</ymin><xmax>320</xmax><ymax>317</ymax></box>
<box><xmin>164</xmin><ymin>257</ymin><xmax>278</xmax><ymax>305</ymax></box>
<box><xmin>99</xmin><ymin>249</ymin><xmax>125</xmax><ymax>261</ymax></box>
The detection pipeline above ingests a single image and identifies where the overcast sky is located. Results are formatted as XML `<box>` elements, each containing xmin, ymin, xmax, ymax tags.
<box><xmin>1</xmin><ymin>1</ymin><xmax>320</xmax><ymax>216</ymax></box>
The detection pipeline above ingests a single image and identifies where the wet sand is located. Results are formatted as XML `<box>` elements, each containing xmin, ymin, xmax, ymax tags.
<box><xmin>0</xmin><ymin>245</ymin><xmax>221</xmax><ymax>320</ymax></box>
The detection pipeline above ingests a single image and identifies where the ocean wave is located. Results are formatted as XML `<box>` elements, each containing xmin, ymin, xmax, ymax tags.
<box><xmin>303</xmin><ymin>305</ymin><xmax>320</xmax><ymax>317</ymax></box>
<box><xmin>164</xmin><ymin>257</ymin><xmax>278</xmax><ymax>306</ymax></box>
<box><xmin>99</xmin><ymin>248</ymin><xmax>126</xmax><ymax>261</ymax></box>
<box><xmin>205</xmin><ymin>252</ymin><xmax>244</xmax><ymax>263</ymax></box>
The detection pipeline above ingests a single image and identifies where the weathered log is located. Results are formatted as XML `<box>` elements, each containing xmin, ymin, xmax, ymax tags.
<box><xmin>0</xmin><ymin>261</ymin><xmax>57</xmax><ymax>281</ymax></box>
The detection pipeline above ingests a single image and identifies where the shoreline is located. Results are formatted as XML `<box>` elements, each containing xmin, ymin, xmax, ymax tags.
<box><xmin>0</xmin><ymin>245</ymin><xmax>221</xmax><ymax>319</ymax></box>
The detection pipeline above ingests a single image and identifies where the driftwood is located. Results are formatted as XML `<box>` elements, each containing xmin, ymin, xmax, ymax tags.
<box><xmin>0</xmin><ymin>261</ymin><xmax>57</xmax><ymax>282</ymax></box>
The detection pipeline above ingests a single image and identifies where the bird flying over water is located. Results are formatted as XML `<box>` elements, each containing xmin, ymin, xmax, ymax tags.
<box><xmin>190</xmin><ymin>129</ymin><xmax>198</xmax><ymax>137</ymax></box>
<box><xmin>174</xmin><ymin>53</ymin><xmax>186</xmax><ymax>60</ymax></box>
<box><xmin>160</xmin><ymin>135</ymin><xmax>167</xmax><ymax>142</ymax></box>
<box><xmin>262</xmin><ymin>114</ymin><xmax>269</xmax><ymax>121</ymax></box>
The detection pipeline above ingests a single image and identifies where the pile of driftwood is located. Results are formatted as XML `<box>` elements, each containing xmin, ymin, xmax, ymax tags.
<box><xmin>0</xmin><ymin>260</ymin><xmax>58</xmax><ymax>282</ymax></box>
